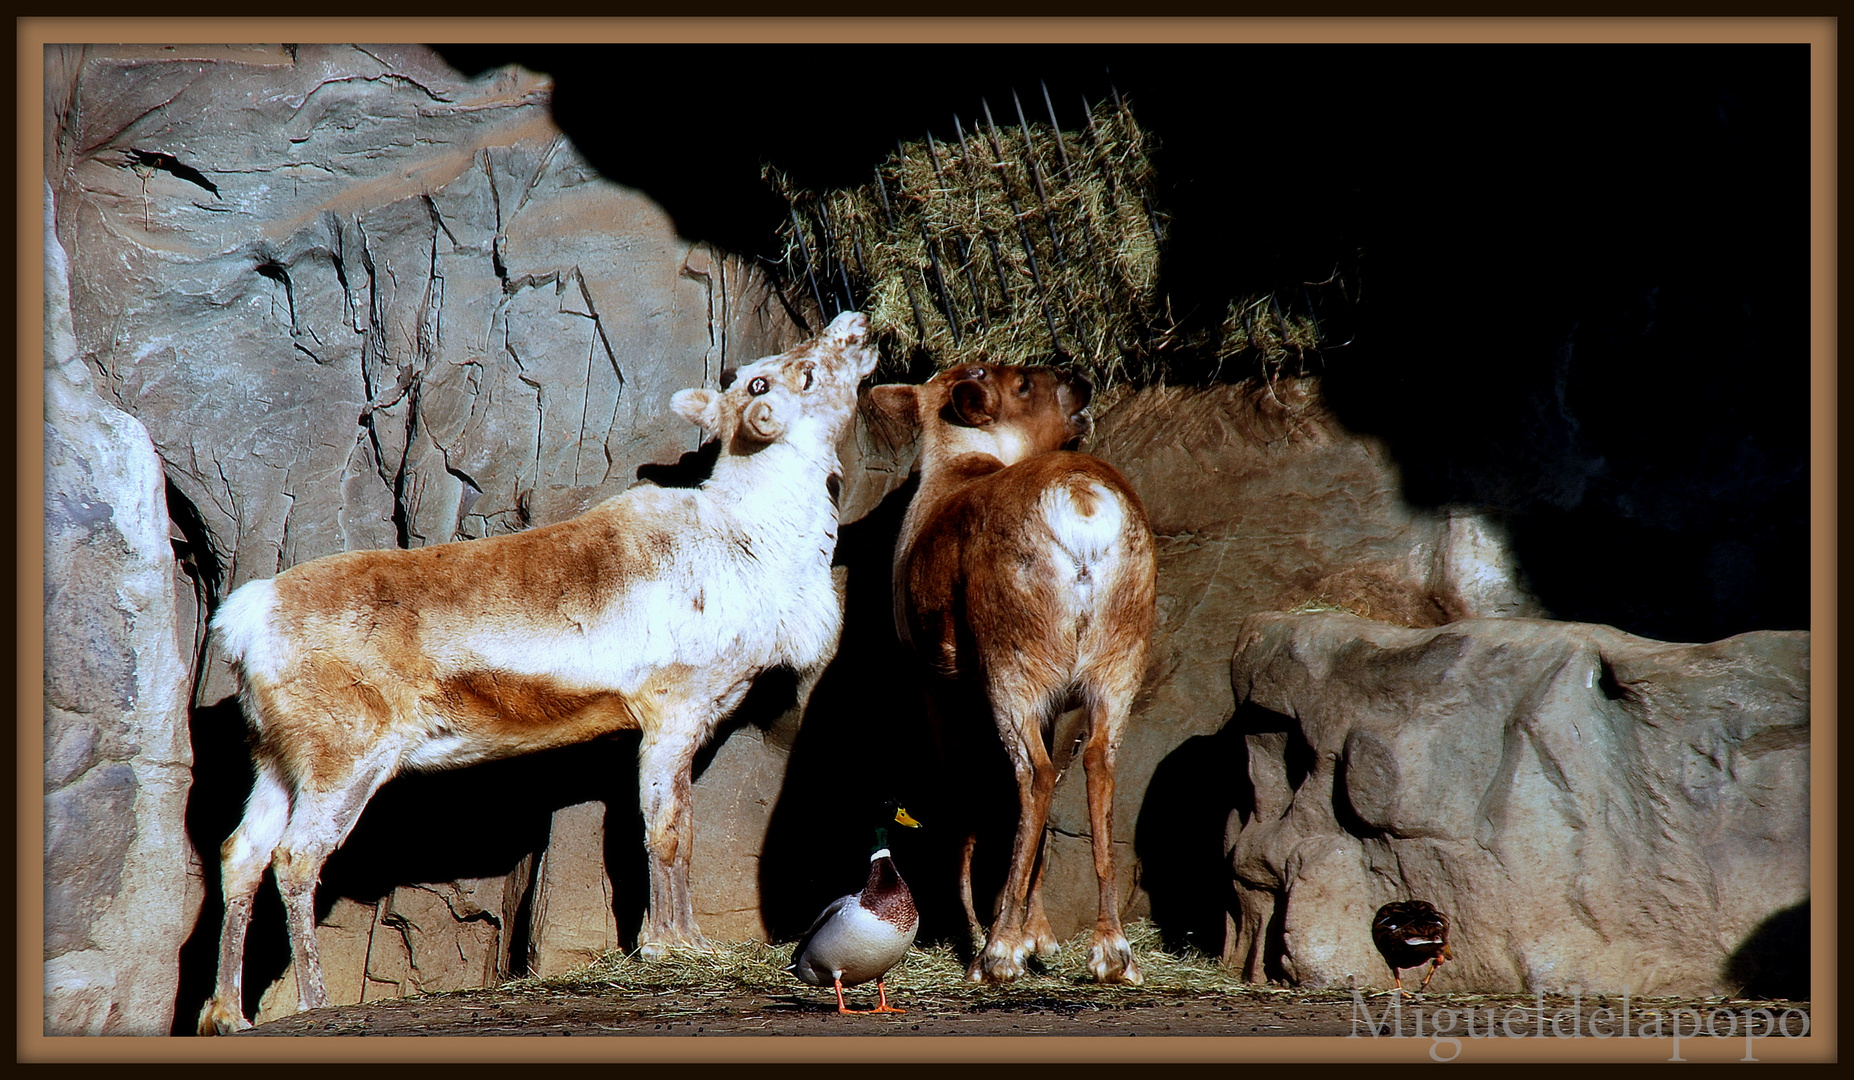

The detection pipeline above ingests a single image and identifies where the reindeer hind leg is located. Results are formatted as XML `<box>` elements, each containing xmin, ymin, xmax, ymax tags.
<box><xmin>1022</xmin><ymin>840</ymin><xmax>1061</xmax><ymax>960</ymax></box>
<box><xmin>969</xmin><ymin>698</ymin><xmax>1057</xmax><ymax>984</ymax></box>
<box><xmin>1080</xmin><ymin>684</ymin><xmax>1141</xmax><ymax>985</ymax></box>
<box><xmin>957</xmin><ymin>831</ymin><xmax>984</xmax><ymax>949</ymax></box>
<box><xmin>199</xmin><ymin>759</ymin><xmax>292</xmax><ymax>1035</ymax></box>
<box><xmin>269</xmin><ymin>750</ymin><xmax>400</xmax><ymax>1015</ymax></box>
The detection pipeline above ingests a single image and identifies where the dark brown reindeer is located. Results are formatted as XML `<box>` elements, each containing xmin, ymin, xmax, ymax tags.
<box><xmin>870</xmin><ymin>362</ymin><xmax>1157</xmax><ymax>984</ymax></box>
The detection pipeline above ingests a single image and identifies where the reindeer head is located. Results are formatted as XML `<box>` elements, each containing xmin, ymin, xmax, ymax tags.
<box><xmin>870</xmin><ymin>362</ymin><xmax>1093</xmax><ymax>469</ymax></box>
<box><xmin>672</xmin><ymin>311</ymin><xmax>879</xmax><ymax>454</ymax></box>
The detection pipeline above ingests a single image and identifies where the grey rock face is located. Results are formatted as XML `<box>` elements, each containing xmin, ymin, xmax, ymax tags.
<box><xmin>43</xmin><ymin>180</ymin><xmax>199</xmax><ymax>1036</ymax></box>
<box><xmin>45</xmin><ymin>43</ymin><xmax>805</xmax><ymax>1028</ymax></box>
<box><xmin>1223</xmin><ymin>611</ymin><xmax>1809</xmax><ymax>997</ymax></box>
<box><xmin>50</xmin><ymin>40</ymin><xmax>1781</xmax><ymax>1029</ymax></box>
<box><xmin>48</xmin><ymin>44</ymin><xmax>794</xmax><ymax>634</ymax></box>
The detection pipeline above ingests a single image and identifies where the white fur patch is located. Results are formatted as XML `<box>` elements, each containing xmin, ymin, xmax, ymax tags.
<box><xmin>989</xmin><ymin>428</ymin><xmax>1034</xmax><ymax>468</ymax></box>
<box><xmin>225</xmin><ymin>768</ymin><xmax>290</xmax><ymax>867</ymax></box>
<box><xmin>211</xmin><ymin>578</ymin><xmax>282</xmax><ymax>681</ymax></box>
<box><xmin>402</xmin><ymin>732</ymin><xmax>473</xmax><ymax>771</ymax></box>
<box><xmin>1037</xmin><ymin>481</ymin><xmax>1126</xmax><ymax>614</ymax></box>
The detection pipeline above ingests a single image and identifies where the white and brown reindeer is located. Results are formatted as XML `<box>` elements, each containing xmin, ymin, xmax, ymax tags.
<box><xmin>869</xmin><ymin>362</ymin><xmax>1157</xmax><ymax>985</ymax></box>
<box><xmin>198</xmin><ymin>311</ymin><xmax>879</xmax><ymax>1035</ymax></box>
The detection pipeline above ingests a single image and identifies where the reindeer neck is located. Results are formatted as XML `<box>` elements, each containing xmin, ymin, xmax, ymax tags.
<box><xmin>703</xmin><ymin>435</ymin><xmax>843</xmax><ymax>534</ymax></box>
<box><xmin>898</xmin><ymin>447</ymin><xmax>1009</xmax><ymax>555</ymax></box>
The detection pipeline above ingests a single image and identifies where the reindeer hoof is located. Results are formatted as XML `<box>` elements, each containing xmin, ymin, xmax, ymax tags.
<box><xmin>636</xmin><ymin>931</ymin><xmax>714</xmax><ymax>959</ymax></box>
<box><xmin>968</xmin><ymin>940</ymin><xmax>1029</xmax><ymax>983</ymax></box>
<box><xmin>1088</xmin><ymin>935</ymin><xmax>1143</xmax><ymax>985</ymax></box>
<box><xmin>198</xmin><ymin>999</ymin><xmax>252</xmax><ymax>1037</ymax></box>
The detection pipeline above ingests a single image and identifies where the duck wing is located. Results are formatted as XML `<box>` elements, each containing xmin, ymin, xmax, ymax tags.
<box><xmin>789</xmin><ymin>894</ymin><xmax>857</xmax><ymax>963</ymax></box>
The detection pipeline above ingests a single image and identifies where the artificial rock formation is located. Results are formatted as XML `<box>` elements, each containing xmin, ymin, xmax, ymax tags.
<box><xmin>43</xmin><ymin>180</ymin><xmax>199</xmax><ymax>1036</ymax></box>
<box><xmin>1223</xmin><ymin>611</ymin><xmax>1810</xmax><ymax>998</ymax></box>
<box><xmin>44</xmin><ymin>40</ymin><xmax>1618</xmax><ymax>1031</ymax></box>
<box><xmin>44</xmin><ymin>43</ymin><xmax>807</xmax><ymax>1030</ymax></box>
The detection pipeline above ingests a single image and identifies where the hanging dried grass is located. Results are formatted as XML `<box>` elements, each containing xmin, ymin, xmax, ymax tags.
<box><xmin>769</xmin><ymin>97</ymin><xmax>1171</xmax><ymax>391</ymax></box>
<box><xmin>768</xmin><ymin>91</ymin><xmax>1351</xmax><ymax>391</ymax></box>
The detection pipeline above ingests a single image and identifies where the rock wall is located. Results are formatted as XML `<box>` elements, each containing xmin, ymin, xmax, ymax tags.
<box><xmin>45</xmin><ymin>41</ymin><xmax>1804</xmax><ymax>1034</ymax></box>
<box><xmin>43</xmin><ymin>180</ymin><xmax>199</xmax><ymax>1036</ymax></box>
<box><xmin>44</xmin><ymin>43</ymin><xmax>809</xmax><ymax>1031</ymax></box>
<box><xmin>1223</xmin><ymin>611</ymin><xmax>1810</xmax><ymax>998</ymax></box>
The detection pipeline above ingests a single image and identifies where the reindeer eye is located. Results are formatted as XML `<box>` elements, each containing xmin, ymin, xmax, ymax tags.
<box><xmin>749</xmin><ymin>376</ymin><xmax>771</xmax><ymax>396</ymax></box>
<box><xmin>1017</xmin><ymin>378</ymin><xmax>1031</xmax><ymax>396</ymax></box>
<box><xmin>802</xmin><ymin>366</ymin><xmax>815</xmax><ymax>391</ymax></box>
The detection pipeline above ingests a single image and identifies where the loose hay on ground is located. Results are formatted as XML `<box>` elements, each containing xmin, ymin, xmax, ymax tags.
<box><xmin>494</xmin><ymin>918</ymin><xmax>1810</xmax><ymax>1021</ymax></box>
<box><xmin>513</xmin><ymin>919</ymin><xmax>1301</xmax><ymax>1010</ymax></box>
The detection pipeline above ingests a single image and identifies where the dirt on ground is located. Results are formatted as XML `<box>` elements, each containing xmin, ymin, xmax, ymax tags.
<box><xmin>235</xmin><ymin>982</ymin><xmax>1810</xmax><ymax>1042</ymax></box>
<box><xmin>237</xmin><ymin>983</ymin><xmax>1358</xmax><ymax>1037</ymax></box>
<box><xmin>223</xmin><ymin>932</ymin><xmax>1809</xmax><ymax>1043</ymax></box>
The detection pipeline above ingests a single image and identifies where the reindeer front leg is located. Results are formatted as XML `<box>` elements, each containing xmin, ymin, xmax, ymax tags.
<box><xmin>636</xmin><ymin>725</ymin><xmax>712</xmax><ymax>956</ymax></box>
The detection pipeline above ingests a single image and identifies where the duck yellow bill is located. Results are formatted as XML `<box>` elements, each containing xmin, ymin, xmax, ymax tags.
<box><xmin>892</xmin><ymin>806</ymin><xmax>922</xmax><ymax>828</ymax></box>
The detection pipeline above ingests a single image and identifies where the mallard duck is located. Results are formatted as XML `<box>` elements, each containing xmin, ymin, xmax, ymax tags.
<box><xmin>787</xmin><ymin>801</ymin><xmax>922</xmax><ymax>1014</ymax></box>
<box><xmin>1372</xmin><ymin>900</ymin><xmax>1452</xmax><ymax>997</ymax></box>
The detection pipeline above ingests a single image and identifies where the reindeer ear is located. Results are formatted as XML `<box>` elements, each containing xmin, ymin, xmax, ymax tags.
<box><xmin>866</xmin><ymin>384</ymin><xmax>918</xmax><ymax>429</ymax></box>
<box><xmin>739</xmin><ymin>398</ymin><xmax>787</xmax><ymax>443</ymax></box>
<box><xmin>671</xmin><ymin>388</ymin><xmax>719</xmax><ymax>432</ymax></box>
<box><xmin>949</xmin><ymin>378</ymin><xmax>997</xmax><ymax>427</ymax></box>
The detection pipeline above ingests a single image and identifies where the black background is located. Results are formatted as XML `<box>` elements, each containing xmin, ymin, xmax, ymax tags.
<box><xmin>437</xmin><ymin>43</ymin><xmax>1813</xmax><ymax>645</ymax></box>
<box><xmin>167</xmin><ymin>47</ymin><xmax>1816</xmax><ymax>1026</ymax></box>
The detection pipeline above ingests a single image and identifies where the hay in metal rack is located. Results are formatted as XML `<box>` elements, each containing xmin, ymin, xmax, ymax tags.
<box><xmin>770</xmin><ymin>83</ymin><xmax>1350</xmax><ymax>389</ymax></box>
<box><xmin>771</xmin><ymin>84</ymin><xmax>1171</xmax><ymax>388</ymax></box>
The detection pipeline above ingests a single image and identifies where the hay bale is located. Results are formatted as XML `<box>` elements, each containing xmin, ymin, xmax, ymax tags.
<box><xmin>771</xmin><ymin>96</ymin><xmax>1169</xmax><ymax>388</ymax></box>
<box><xmin>769</xmin><ymin>92</ymin><xmax>1350</xmax><ymax>390</ymax></box>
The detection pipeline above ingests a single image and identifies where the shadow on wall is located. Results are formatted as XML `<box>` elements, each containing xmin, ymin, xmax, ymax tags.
<box><xmin>1317</xmin><ymin>86</ymin><xmax>1809</xmax><ymax>646</ymax></box>
<box><xmin>172</xmin><ymin>696</ymin><xmax>277</xmax><ymax>1033</ymax></box>
<box><xmin>1132</xmin><ymin>724</ymin><xmax>1251</xmax><ymax>958</ymax></box>
<box><xmin>171</xmin><ymin>695</ymin><xmax>611</xmax><ymax>1032</ymax></box>
<box><xmin>1213</xmin><ymin>702</ymin><xmax>1302</xmax><ymax>982</ymax></box>
<box><xmin>758</xmin><ymin>478</ymin><xmax>1024</xmax><ymax>958</ymax></box>
<box><xmin>1724</xmin><ymin>899</ymin><xmax>1811</xmax><ymax>1002</ymax></box>
<box><xmin>432</xmin><ymin>45</ymin><xmax>1810</xmax><ymax>647</ymax></box>
<box><xmin>757</xmin><ymin>480</ymin><xmax>935</xmax><ymax>939</ymax></box>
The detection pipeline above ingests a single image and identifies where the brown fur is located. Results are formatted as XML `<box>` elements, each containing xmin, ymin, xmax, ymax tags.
<box><xmin>244</xmin><ymin>504</ymin><xmax>687</xmax><ymax>789</ymax></box>
<box><xmin>871</xmin><ymin>362</ymin><xmax>1157</xmax><ymax>985</ymax></box>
